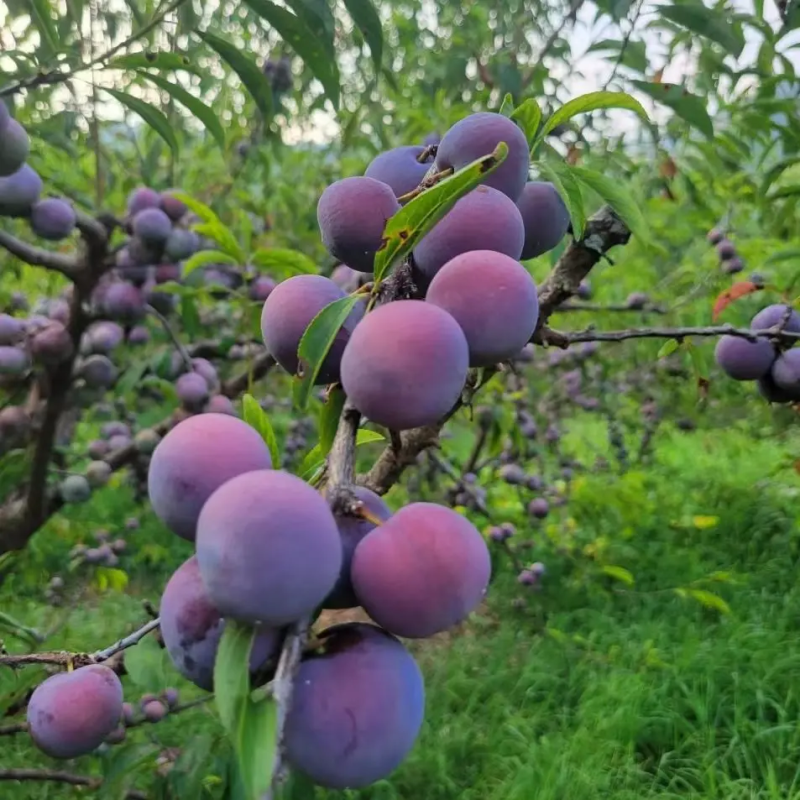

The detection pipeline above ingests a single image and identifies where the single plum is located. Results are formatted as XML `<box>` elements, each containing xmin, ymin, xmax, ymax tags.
<box><xmin>425</xmin><ymin>250</ymin><xmax>539</xmax><ymax>366</ymax></box>
<box><xmin>284</xmin><ymin>624</ymin><xmax>425</xmax><ymax>789</ymax></box>
<box><xmin>30</xmin><ymin>198</ymin><xmax>76</xmax><ymax>241</ymax></box>
<box><xmin>132</xmin><ymin>207</ymin><xmax>172</xmax><ymax>245</ymax></box>
<box><xmin>351</xmin><ymin>502</ymin><xmax>491</xmax><ymax>638</ymax></box>
<box><xmin>261</xmin><ymin>274</ymin><xmax>364</xmax><ymax>384</ymax></box>
<box><xmin>771</xmin><ymin>348</ymin><xmax>800</xmax><ymax>399</ymax></box>
<box><xmin>516</xmin><ymin>181</ymin><xmax>570</xmax><ymax>259</ymax></box>
<box><xmin>31</xmin><ymin>322</ymin><xmax>73</xmax><ymax>366</ymax></box>
<box><xmin>196</xmin><ymin>470</ymin><xmax>342</xmax><ymax>625</ymax></box>
<box><xmin>0</xmin><ymin>164</ymin><xmax>42</xmax><ymax>216</ymax></box>
<box><xmin>0</xmin><ymin>118</ymin><xmax>29</xmax><ymax>177</ymax></box>
<box><xmin>714</xmin><ymin>335</ymin><xmax>775</xmax><ymax>381</ymax></box>
<box><xmin>364</xmin><ymin>145</ymin><xmax>432</xmax><ymax>197</ymax></box>
<box><xmin>340</xmin><ymin>300</ymin><xmax>469</xmax><ymax>431</ymax></box>
<box><xmin>147</xmin><ymin>413</ymin><xmax>273</xmax><ymax>541</ymax></box>
<box><xmin>127</xmin><ymin>187</ymin><xmax>161</xmax><ymax>217</ymax></box>
<box><xmin>317</xmin><ymin>177</ymin><xmax>401</xmax><ymax>272</ymax></box>
<box><xmin>435</xmin><ymin>112</ymin><xmax>530</xmax><ymax>201</ymax></box>
<box><xmin>27</xmin><ymin>665</ymin><xmax>123</xmax><ymax>759</ymax></box>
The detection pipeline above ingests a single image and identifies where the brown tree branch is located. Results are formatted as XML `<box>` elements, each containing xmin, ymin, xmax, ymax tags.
<box><xmin>556</xmin><ymin>301</ymin><xmax>666</xmax><ymax>314</ymax></box>
<box><xmin>557</xmin><ymin>324</ymin><xmax>800</xmax><ymax>346</ymax></box>
<box><xmin>0</xmin><ymin>769</ymin><xmax>146</xmax><ymax>799</ymax></box>
<box><xmin>0</xmin><ymin>229</ymin><xmax>80</xmax><ymax>279</ymax></box>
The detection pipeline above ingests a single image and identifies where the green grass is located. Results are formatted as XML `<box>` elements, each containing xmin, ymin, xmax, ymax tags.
<box><xmin>2</xmin><ymin>419</ymin><xmax>800</xmax><ymax>799</ymax></box>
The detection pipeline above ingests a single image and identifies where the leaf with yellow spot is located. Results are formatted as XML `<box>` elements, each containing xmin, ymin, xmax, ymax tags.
<box><xmin>692</xmin><ymin>515</ymin><xmax>719</xmax><ymax>530</ymax></box>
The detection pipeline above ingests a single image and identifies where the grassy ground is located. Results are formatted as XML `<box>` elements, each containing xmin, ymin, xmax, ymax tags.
<box><xmin>2</xmin><ymin>416</ymin><xmax>800</xmax><ymax>799</ymax></box>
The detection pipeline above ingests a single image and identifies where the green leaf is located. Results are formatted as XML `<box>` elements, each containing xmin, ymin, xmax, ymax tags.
<box><xmin>510</xmin><ymin>98</ymin><xmax>542</xmax><ymax>148</ymax></box>
<box><xmin>108</xmin><ymin>51</ymin><xmax>199</xmax><ymax>72</ymax></box>
<box><xmin>538</xmin><ymin>91</ymin><xmax>648</xmax><ymax>142</ymax></box>
<box><xmin>342</xmin><ymin>0</ymin><xmax>384</xmax><ymax>73</ymax></box>
<box><xmin>568</xmin><ymin>165</ymin><xmax>649</xmax><ymax>242</ymax></box>
<box><xmin>242</xmin><ymin>393</ymin><xmax>280</xmax><ymax>466</ymax></box>
<box><xmin>123</xmin><ymin>634</ymin><xmax>169</xmax><ymax>692</ymax></box>
<box><xmin>764</xmin><ymin>248</ymin><xmax>800</xmax><ymax>267</ymax></box>
<box><xmin>682</xmin><ymin>339</ymin><xmax>709</xmax><ymax>380</ymax></box>
<box><xmin>138</xmin><ymin>71</ymin><xmax>226</xmax><ymax>150</ymax></box>
<box><xmin>318</xmin><ymin>385</ymin><xmax>346</xmax><ymax>456</ymax></box>
<box><xmin>181</xmin><ymin>295</ymin><xmax>201</xmax><ymax>338</ymax></box>
<box><xmin>241</xmin><ymin>0</ymin><xmax>340</xmax><ymax>109</ymax></box>
<box><xmin>686</xmin><ymin>588</ymin><xmax>731</xmax><ymax>614</ymax></box>
<box><xmin>285</xmin><ymin>0</ymin><xmax>336</xmax><ymax>56</ymax></box>
<box><xmin>103</xmin><ymin>87</ymin><xmax>178</xmax><ymax>155</ymax></box>
<box><xmin>601</xmin><ymin>565</ymin><xmax>635</xmax><ymax>586</ymax></box>
<box><xmin>586</xmin><ymin>38</ymin><xmax>647</xmax><ymax>73</ymax></box>
<box><xmin>631</xmin><ymin>80</ymin><xmax>714</xmax><ymax>138</ymax></box>
<box><xmin>198</xmin><ymin>30</ymin><xmax>273</xmax><ymax>120</ymax></box>
<box><xmin>373</xmin><ymin>142</ymin><xmax>508</xmax><ymax>282</ymax></box>
<box><xmin>291</xmin><ymin>295</ymin><xmax>363</xmax><ymax>410</ymax></box>
<box><xmin>760</xmin><ymin>155</ymin><xmax>800</xmax><ymax>195</ymax></box>
<box><xmin>214</xmin><ymin>621</ymin><xmax>256</xmax><ymax>735</ymax></box>
<box><xmin>298</xmin><ymin>428</ymin><xmax>385</xmax><ymax>480</ymax></box>
<box><xmin>767</xmin><ymin>184</ymin><xmax>800</xmax><ymax>200</ymax></box>
<box><xmin>214</xmin><ymin>621</ymin><xmax>278</xmax><ymax>800</ymax></box>
<box><xmin>30</xmin><ymin>0</ymin><xmax>58</xmax><ymax>57</ymax></box>
<box><xmin>251</xmin><ymin>248</ymin><xmax>318</xmax><ymax>278</ymax></box>
<box><xmin>182</xmin><ymin>249</ymin><xmax>239</xmax><ymax>279</ymax></box>
<box><xmin>657</xmin><ymin>338</ymin><xmax>680</xmax><ymax>358</ymax></box>
<box><xmin>498</xmin><ymin>93</ymin><xmax>515</xmax><ymax>117</ymax></box>
<box><xmin>100</xmin><ymin>743</ymin><xmax>159</xmax><ymax>800</ymax></box>
<box><xmin>657</xmin><ymin>4</ymin><xmax>745</xmax><ymax>57</ymax></box>
<box><xmin>534</xmin><ymin>161</ymin><xmax>586</xmax><ymax>240</ymax></box>
<box><xmin>171</xmin><ymin>192</ymin><xmax>246</xmax><ymax>262</ymax></box>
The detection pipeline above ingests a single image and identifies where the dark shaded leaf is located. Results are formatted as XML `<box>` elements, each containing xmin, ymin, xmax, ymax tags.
<box><xmin>631</xmin><ymin>80</ymin><xmax>714</xmax><ymax>138</ymax></box>
<box><xmin>103</xmin><ymin>87</ymin><xmax>179</xmax><ymax>155</ymax></box>
<box><xmin>343</xmin><ymin>0</ymin><xmax>384</xmax><ymax>72</ymax></box>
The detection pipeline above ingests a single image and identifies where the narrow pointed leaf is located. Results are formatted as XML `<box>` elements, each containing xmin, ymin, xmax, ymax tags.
<box><xmin>657</xmin><ymin>4</ymin><xmax>744</xmax><ymax>56</ymax></box>
<box><xmin>242</xmin><ymin>393</ymin><xmax>280</xmax><ymax>466</ymax></box>
<box><xmin>540</xmin><ymin>91</ymin><xmax>648</xmax><ymax>141</ymax></box>
<box><xmin>631</xmin><ymin>80</ymin><xmax>713</xmax><ymax>138</ymax></box>
<box><xmin>510</xmin><ymin>98</ymin><xmax>542</xmax><ymax>147</ymax></box>
<box><xmin>292</xmin><ymin>295</ymin><xmax>362</xmax><ymax>410</ymax></box>
<box><xmin>138</xmin><ymin>71</ymin><xmax>226</xmax><ymax>149</ymax></box>
<box><xmin>182</xmin><ymin>250</ymin><xmax>239</xmax><ymax>279</ymax></box>
<box><xmin>108</xmin><ymin>51</ymin><xmax>200</xmax><ymax>73</ymax></box>
<box><xmin>318</xmin><ymin>386</ymin><xmax>346</xmax><ymax>456</ymax></box>
<box><xmin>251</xmin><ymin>248</ymin><xmax>318</xmax><ymax>277</ymax></box>
<box><xmin>103</xmin><ymin>88</ymin><xmax>178</xmax><ymax>154</ymax></box>
<box><xmin>285</xmin><ymin>0</ymin><xmax>336</xmax><ymax>57</ymax></box>
<box><xmin>298</xmin><ymin>429</ymin><xmax>385</xmax><ymax>480</ymax></box>
<box><xmin>198</xmin><ymin>30</ymin><xmax>273</xmax><ymax>120</ymax></box>
<box><xmin>30</xmin><ymin>0</ymin><xmax>59</xmax><ymax>58</ymax></box>
<box><xmin>534</xmin><ymin>161</ymin><xmax>586</xmax><ymax>240</ymax></box>
<box><xmin>343</xmin><ymin>0</ymin><xmax>384</xmax><ymax>72</ymax></box>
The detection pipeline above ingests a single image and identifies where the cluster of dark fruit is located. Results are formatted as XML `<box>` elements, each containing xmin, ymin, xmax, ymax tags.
<box><xmin>262</xmin><ymin>54</ymin><xmax>293</xmax><ymax>94</ymax></box>
<box><xmin>714</xmin><ymin>303</ymin><xmax>800</xmax><ymax>402</ymax></box>
<box><xmin>707</xmin><ymin>227</ymin><xmax>744</xmax><ymax>274</ymax></box>
<box><xmin>281</xmin><ymin>415</ymin><xmax>316</xmax><ymax>467</ymax></box>
<box><xmin>0</xmin><ymin>99</ymin><xmax>78</xmax><ymax>239</ymax></box>
<box><xmin>70</xmin><ymin>528</ymin><xmax>128</xmax><ymax>568</ymax></box>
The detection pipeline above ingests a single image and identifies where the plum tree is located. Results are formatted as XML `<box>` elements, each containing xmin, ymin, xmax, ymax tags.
<box><xmin>31</xmin><ymin>322</ymin><xmax>74</xmax><ymax>365</ymax></box>
<box><xmin>0</xmin><ymin>164</ymin><xmax>42</xmax><ymax>216</ymax></box>
<box><xmin>30</xmin><ymin>198</ymin><xmax>76</xmax><ymax>241</ymax></box>
<box><xmin>434</xmin><ymin>112</ymin><xmax>530</xmax><ymax>200</ymax></box>
<box><xmin>284</xmin><ymin>623</ymin><xmax>425</xmax><ymax>789</ymax></box>
<box><xmin>196</xmin><ymin>470</ymin><xmax>342</xmax><ymax>625</ymax></box>
<box><xmin>325</xmin><ymin>487</ymin><xmax>392</xmax><ymax>609</ymax></box>
<box><xmin>27</xmin><ymin>665</ymin><xmax>123</xmax><ymax>759</ymax></box>
<box><xmin>340</xmin><ymin>300</ymin><xmax>469</xmax><ymax>430</ymax></box>
<box><xmin>0</xmin><ymin>118</ymin><xmax>30</xmax><ymax>177</ymax></box>
<box><xmin>351</xmin><ymin>502</ymin><xmax>491</xmax><ymax>638</ymax></box>
<box><xmin>516</xmin><ymin>181</ymin><xmax>571</xmax><ymax>259</ymax></box>
<box><xmin>160</xmin><ymin>556</ymin><xmax>282</xmax><ymax>691</ymax></box>
<box><xmin>317</xmin><ymin>177</ymin><xmax>401</xmax><ymax>272</ymax></box>
<box><xmin>103</xmin><ymin>282</ymin><xmax>145</xmax><ymax>323</ymax></box>
<box><xmin>413</xmin><ymin>185</ymin><xmax>525</xmax><ymax>282</ymax></box>
<box><xmin>147</xmin><ymin>413</ymin><xmax>273</xmax><ymax>541</ymax></box>
<box><xmin>364</xmin><ymin>145</ymin><xmax>432</xmax><ymax>197</ymax></box>
<box><xmin>425</xmin><ymin>250</ymin><xmax>539</xmax><ymax>366</ymax></box>
<box><xmin>714</xmin><ymin>335</ymin><xmax>775</xmax><ymax>380</ymax></box>
<box><xmin>771</xmin><ymin>349</ymin><xmax>800</xmax><ymax>399</ymax></box>
<box><xmin>261</xmin><ymin>275</ymin><xmax>365</xmax><ymax>384</ymax></box>
<box><xmin>127</xmin><ymin>186</ymin><xmax>161</xmax><ymax>216</ymax></box>
<box><xmin>132</xmin><ymin>207</ymin><xmax>172</xmax><ymax>244</ymax></box>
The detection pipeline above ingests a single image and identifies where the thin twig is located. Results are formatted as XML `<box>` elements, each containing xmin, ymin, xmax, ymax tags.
<box><xmin>557</xmin><ymin>325</ymin><xmax>800</xmax><ymax>346</ymax></box>
<box><xmin>556</xmin><ymin>301</ymin><xmax>666</xmax><ymax>314</ymax></box>
<box><xmin>0</xmin><ymin>769</ymin><xmax>146</xmax><ymax>799</ymax></box>
<box><xmin>147</xmin><ymin>304</ymin><xmax>193</xmax><ymax>371</ymax></box>
<box><xmin>92</xmin><ymin>617</ymin><xmax>161</xmax><ymax>662</ymax></box>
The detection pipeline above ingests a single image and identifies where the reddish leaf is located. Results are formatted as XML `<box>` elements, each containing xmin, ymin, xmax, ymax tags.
<box><xmin>712</xmin><ymin>281</ymin><xmax>759</xmax><ymax>321</ymax></box>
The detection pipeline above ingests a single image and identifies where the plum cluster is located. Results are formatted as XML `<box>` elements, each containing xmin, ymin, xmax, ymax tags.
<box><xmin>707</xmin><ymin>227</ymin><xmax>744</xmax><ymax>275</ymax></box>
<box><xmin>258</xmin><ymin>112</ymin><xmax>574</xmax><ymax>431</ymax></box>
<box><xmin>0</xmin><ymin>100</ymin><xmax>76</xmax><ymax>239</ymax></box>
<box><xmin>140</xmin><ymin>411</ymin><xmax>492</xmax><ymax>788</ymax></box>
<box><xmin>714</xmin><ymin>303</ymin><xmax>800</xmax><ymax>402</ymax></box>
